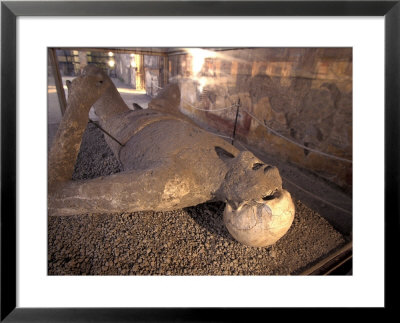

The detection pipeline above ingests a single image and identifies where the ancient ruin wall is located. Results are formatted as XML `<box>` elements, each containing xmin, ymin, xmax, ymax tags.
<box><xmin>168</xmin><ymin>48</ymin><xmax>352</xmax><ymax>192</ymax></box>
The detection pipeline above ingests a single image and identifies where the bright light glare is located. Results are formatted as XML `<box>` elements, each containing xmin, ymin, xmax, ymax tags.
<box><xmin>198</xmin><ymin>77</ymin><xmax>207</xmax><ymax>93</ymax></box>
<box><xmin>108</xmin><ymin>51</ymin><xmax>114</xmax><ymax>57</ymax></box>
<box><xmin>185</xmin><ymin>48</ymin><xmax>218</xmax><ymax>92</ymax></box>
<box><xmin>108</xmin><ymin>59</ymin><xmax>115</xmax><ymax>68</ymax></box>
<box><xmin>187</xmin><ymin>48</ymin><xmax>217</xmax><ymax>75</ymax></box>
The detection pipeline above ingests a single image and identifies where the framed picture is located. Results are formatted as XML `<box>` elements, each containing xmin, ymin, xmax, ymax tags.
<box><xmin>1</xmin><ymin>0</ymin><xmax>398</xmax><ymax>320</ymax></box>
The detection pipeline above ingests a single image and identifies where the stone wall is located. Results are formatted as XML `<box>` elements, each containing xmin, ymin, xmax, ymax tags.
<box><xmin>168</xmin><ymin>48</ymin><xmax>352</xmax><ymax>192</ymax></box>
<box><xmin>115</xmin><ymin>54</ymin><xmax>136</xmax><ymax>88</ymax></box>
<box><xmin>144</xmin><ymin>55</ymin><xmax>162</xmax><ymax>97</ymax></box>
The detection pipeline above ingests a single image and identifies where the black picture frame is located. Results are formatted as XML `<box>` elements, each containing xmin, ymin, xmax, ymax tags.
<box><xmin>1</xmin><ymin>1</ymin><xmax>399</xmax><ymax>321</ymax></box>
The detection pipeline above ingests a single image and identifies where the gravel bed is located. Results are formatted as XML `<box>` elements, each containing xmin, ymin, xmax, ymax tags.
<box><xmin>48</xmin><ymin>124</ymin><xmax>347</xmax><ymax>275</ymax></box>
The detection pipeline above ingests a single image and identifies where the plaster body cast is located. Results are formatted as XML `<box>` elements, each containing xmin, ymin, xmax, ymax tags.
<box><xmin>48</xmin><ymin>66</ymin><xmax>295</xmax><ymax>247</ymax></box>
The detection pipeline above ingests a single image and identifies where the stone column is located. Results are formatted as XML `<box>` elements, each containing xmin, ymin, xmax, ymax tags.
<box><xmin>78</xmin><ymin>51</ymin><xmax>88</xmax><ymax>74</ymax></box>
